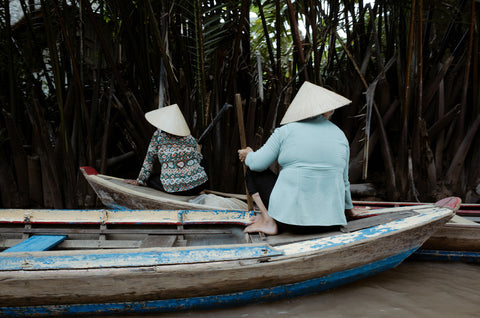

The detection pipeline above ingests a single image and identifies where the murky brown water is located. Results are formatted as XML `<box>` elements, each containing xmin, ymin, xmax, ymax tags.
<box><xmin>113</xmin><ymin>261</ymin><xmax>479</xmax><ymax>318</ymax></box>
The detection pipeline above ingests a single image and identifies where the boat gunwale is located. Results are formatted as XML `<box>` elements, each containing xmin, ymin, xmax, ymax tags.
<box><xmin>0</xmin><ymin>209</ymin><xmax>255</xmax><ymax>226</ymax></box>
<box><xmin>0</xmin><ymin>215</ymin><xmax>452</xmax><ymax>276</ymax></box>
<box><xmin>0</xmin><ymin>207</ymin><xmax>456</xmax><ymax>313</ymax></box>
<box><xmin>0</xmin><ymin>205</ymin><xmax>455</xmax><ymax>271</ymax></box>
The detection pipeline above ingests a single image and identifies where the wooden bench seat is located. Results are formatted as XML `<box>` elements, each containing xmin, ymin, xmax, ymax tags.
<box><xmin>2</xmin><ymin>235</ymin><xmax>67</xmax><ymax>253</ymax></box>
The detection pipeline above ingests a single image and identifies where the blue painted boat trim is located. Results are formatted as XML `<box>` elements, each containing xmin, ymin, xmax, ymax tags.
<box><xmin>0</xmin><ymin>248</ymin><xmax>417</xmax><ymax>317</ymax></box>
<box><xmin>411</xmin><ymin>249</ymin><xmax>480</xmax><ymax>263</ymax></box>
<box><xmin>0</xmin><ymin>245</ymin><xmax>282</xmax><ymax>270</ymax></box>
<box><xmin>2</xmin><ymin>236</ymin><xmax>67</xmax><ymax>253</ymax></box>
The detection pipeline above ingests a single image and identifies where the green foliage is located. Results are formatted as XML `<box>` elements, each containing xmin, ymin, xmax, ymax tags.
<box><xmin>250</xmin><ymin>1</ymin><xmax>292</xmax><ymax>74</ymax></box>
<box><xmin>0</xmin><ymin>0</ymin><xmax>479</xmax><ymax>208</ymax></box>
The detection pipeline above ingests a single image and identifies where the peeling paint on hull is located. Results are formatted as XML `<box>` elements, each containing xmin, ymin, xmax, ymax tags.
<box><xmin>0</xmin><ymin>248</ymin><xmax>414</xmax><ymax>317</ymax></box>
<box><xmin>0</xmin><ymin>198</ymin><xmax>459</xmax><ymax>317</ymax></box>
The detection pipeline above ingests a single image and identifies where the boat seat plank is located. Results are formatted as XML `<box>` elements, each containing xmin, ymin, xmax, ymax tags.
<box><xmin>342</xmin><ymin>211</ymin><xmax>416</xmax><ymax>232</ymax></box>
<box><xmin>140</xmin><ymin>235</ymin><xmax>177</xmax><ymax>248</ymax></box>
<box><xmin>2</xmin><ymin>235</ymin><xmax>67</xmax><ymax>253</ymax></box>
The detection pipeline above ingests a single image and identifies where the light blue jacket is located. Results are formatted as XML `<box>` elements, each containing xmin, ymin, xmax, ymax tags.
<box><xmin>245</xmin><ymin>115</ymin><xmax>353</xmax><ymax>226</ymax></box>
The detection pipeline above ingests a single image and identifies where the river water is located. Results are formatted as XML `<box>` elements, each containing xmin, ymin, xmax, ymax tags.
<box><xmin>112</xmin><ymin>260</ymin><xmax>479</xmax><ymax>318</ymax></box>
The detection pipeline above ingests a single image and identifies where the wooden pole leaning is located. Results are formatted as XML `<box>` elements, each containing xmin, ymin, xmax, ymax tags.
<box><xmin>235</xmin><ymin>94</ymin><xmax>254</xmax><ymax>211</ymax></box>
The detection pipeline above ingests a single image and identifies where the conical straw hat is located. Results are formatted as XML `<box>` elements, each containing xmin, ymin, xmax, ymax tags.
<box><xmin>145</xmin><ymin>104</ymin><xmax>191</xmax><ymax>137</ymax></box>
<box><xmin>280</xmin><ymin>81</ymin><xmax>352</xmax><ymax>125</ymax></box>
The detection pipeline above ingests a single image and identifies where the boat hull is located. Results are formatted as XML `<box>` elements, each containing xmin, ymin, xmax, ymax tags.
<box><xmin>0</xmin><ymin>215</ymin><xmax>452</xmax><ymax>316</ymax></box>
<box><xmin>80</xmin><ymin>166</ymin><xmax>248</xmax><ymax>211</ymax></box>
<box><xmin>354</xmin><ymin>200</ymin><xmax>480</xmax><ymax>262</ymax></box>
<box><xmin>0</xmin><ymin>199</ymin><xmax>458</xmax><ymax>316</ymax></box>
<box><xmin>1</xmin><ymin>248</ymin><xmax>415</xmax><ymax>317</ymax></box>
<box><xmin>410</xmin><ymin>223</ymin><xmax>480</xmax><ymax>263</ymax></box>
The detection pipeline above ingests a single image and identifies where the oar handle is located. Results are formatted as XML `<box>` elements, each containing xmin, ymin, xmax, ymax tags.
<box><xmin>235</xmin><ymin>94</ymin><xmax>254</xmax><ymax>211</ymax></box>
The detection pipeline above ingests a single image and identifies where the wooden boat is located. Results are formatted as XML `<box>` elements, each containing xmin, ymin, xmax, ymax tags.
<box><xmin>81</xmin><ymin>166</ymin><xmax>480</xmax><ymax>219</ymax></box>
<box><xmin>81</xmin><ymin>166</ymin><xmax>480</xmax><ymax>217</ymax></box>
<box><xmin>0</xmin><ymin>197</ymin><xmax>459</xmax><ymax>317</ymax></box>
<box><xmin>411</xmin><ymin>221</ymin><xmax>480</xmax><ymax>263</ymax></box>
<box><xmin>353</xmin><ymin>200</ymin><xmax>480</xmax><ymax>263</ymax></box>
<box><xmin>81</xmin><ymin>167</ymin><xmax>479</xmax><ymax>263</ymax></box>
<box><xmin>80</xmin><ymin>166</ymin><xmax>249</xmax><ymax>211</ymax></box>
<box><xmin>352</xmin><ymin>199</ymin><xmax>480</xmax><ymax>221</ymax></box>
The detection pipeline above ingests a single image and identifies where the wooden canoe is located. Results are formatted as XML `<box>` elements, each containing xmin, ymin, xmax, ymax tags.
<box><xmin>80</xmin><ymin>166</ymin><xmax>249</xmax><ymax>211</ymax></box>
<box><xmin>353</xmin><ymin>200</ymin><xmax>480</xmax><ymax>263</ymax></box>
<box><xmin>352</xmin><ymin>199</ymin><xmax>480</xmax><ymax>220</ymax></box>
<box><xmin>80</xmin><ymin>167</ymin><xmax>479</xmax><ymax>263</ymax></box>
<box><xmin>410</xmin><ymin>222</ymin><xmax>480</xmax><ymax>263</ymax></box>
<box><xmin>0</xmin><ymin>197</ymin><xmax>459</xmax><ymax>317</ymax></box>
<box><xmin>81</xmin><ymin>166</ymin><xmax>479</xmax><ymax>219</ymax></box>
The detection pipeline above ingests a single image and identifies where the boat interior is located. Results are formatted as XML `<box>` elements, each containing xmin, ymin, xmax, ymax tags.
<box><xmin>0</xmin><ymin>211</ymin><xmax>417</xmax><ymax>252</ymax></box>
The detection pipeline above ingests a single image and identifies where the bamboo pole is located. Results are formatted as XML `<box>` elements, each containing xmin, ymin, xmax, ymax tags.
<box><xmin>286</xmin><ymin>0</ymin><xmax>308</xmax><ymax>82</ymax></box>
<box><xmin>235</xmin><ymin>94</ymin><xmax>254</xmax><ymax>211</ymax></box>
<box><xmin>144</xmin><ymin>0</ymin><xmax>180</xmax><ymax>104</ymax></box>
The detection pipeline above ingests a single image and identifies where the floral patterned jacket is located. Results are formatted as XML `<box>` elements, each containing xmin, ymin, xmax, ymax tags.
<box><xmin>137</xmin><ymin>130</ymin><xmax>208</xmax><ymax>193</ymax></box>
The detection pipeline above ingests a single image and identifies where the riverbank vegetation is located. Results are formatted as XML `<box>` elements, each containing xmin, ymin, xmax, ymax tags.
<box><xmin>1</xmin><ymin>0</ymin><xmax>479</xmax><ymax>208</ymax></box>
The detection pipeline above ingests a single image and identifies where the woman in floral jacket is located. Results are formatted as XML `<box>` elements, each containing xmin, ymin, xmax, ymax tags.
<box><xmin>124</xmin><ymin>104</ymin><xmax>208</xmax><ymax>196</ymax></box>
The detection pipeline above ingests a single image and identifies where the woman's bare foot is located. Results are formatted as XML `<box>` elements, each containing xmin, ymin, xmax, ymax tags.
<box><xmin>345</xmin><ymin>207</ymin><xmax>370</xmax><ymax>220</ymax></box>
<box><xmin>249</xmin><ymin>213</ymin><xmax>262</xmax><ymax>223</ymax></box>
<box><xmin>245</xmin><ymin>192</ymin><xmax>277</xmax><ymax>234</ymax></box>
<box><xmin>244</xmin><ymin>216</ymin><xmax>278</xmax><ymax>235</ymax></box>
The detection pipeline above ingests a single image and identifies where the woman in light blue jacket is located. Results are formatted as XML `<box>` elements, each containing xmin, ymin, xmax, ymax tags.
<box><xmin>238</xmin><ymin>82</ymin><xmax>357</xmax><ymax>235</ymax></box>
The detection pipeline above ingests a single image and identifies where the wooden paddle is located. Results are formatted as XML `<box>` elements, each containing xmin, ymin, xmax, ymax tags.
<box><xmin>235</xmin><ymin>94</ymin><xmax>254</xmax><ymax>211</ymax></box>
<box><xmin>197</xmin><ymin>103</ymin><xmax>233</xmax><ymax>144</ymax></box>
<box><xmin>203</xmin><ymin>189</ymin><xmax>248</xmax><ymax>201</ymax></box>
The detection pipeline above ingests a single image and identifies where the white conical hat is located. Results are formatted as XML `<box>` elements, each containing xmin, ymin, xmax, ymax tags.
<box><xmin>280</xmin><ymin>81</ymin><xmax>352</xmax><ymax>125</ymax></box>
<box><xmin>145</xmin><ymin>104</ymin><xmax>191</xmax><ymax>137</ymax></box>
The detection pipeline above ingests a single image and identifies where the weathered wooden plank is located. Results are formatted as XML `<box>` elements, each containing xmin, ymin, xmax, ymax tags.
<box><xmin>265</xmin><ymin>212</ymin><xmax>416</xmax><ymax>245</ymax></box>
<box><xmin>59</xmin><ymin>240</ymin><xmax>142</xmax><ymax>249</ymax></box>
<box><xmin>3</xmin><ymin>235</ymin><xmax>66</xmax><ymax>253</ymax></box>
<box><xmin>411</xmin><ymin>249</ymin><xmax>480</xmax><ymax>263</ymax></box>
<box><xmin>140</xmin><ymin>235</ymin><xmax>177</xmax><ymax>248</ymax></box>
<box><xmin>0</xmin><ymin>244</ymin><xmax>283</xmax><ymax>270</ymax></box>
<box><xmin>2</xmin><ymin>239</ymin><xmax>143</xmax><ymax>250</ymax></box>
<box><xmin>342</xmin><ymin>211</ymin><xmax>416</xmax><ymax>232</ymax></box>
<box><xmin>0</xmin><ymin>227</ymin><xmax>232</xmax><ymax>235</ymax></box>
<box><xmin>421</xmin><ymin>223</ymin><xmax>480</xmax><ymax>251</ymax></box>
<box><xmin>0</xmin><ymin>209</ymin><xmax>254</xmax><ymax>226</ymax></box>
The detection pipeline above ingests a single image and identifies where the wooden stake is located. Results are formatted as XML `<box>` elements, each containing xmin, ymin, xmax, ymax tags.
<box><xmin>235</xmin><ymin>94</ymin><xmax>254</xmax><ymax>211</ymax></box>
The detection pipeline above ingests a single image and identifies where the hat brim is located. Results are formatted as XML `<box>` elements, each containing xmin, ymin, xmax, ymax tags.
<box><xmin>280</xmin><ymin>82</ymin><xmax>351</xmax><ymax>125</ymax></box>
<box><xmin>145</xmin><ymin>104</ymin><xmax>191</xmax><ymax>137</ymax></box>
